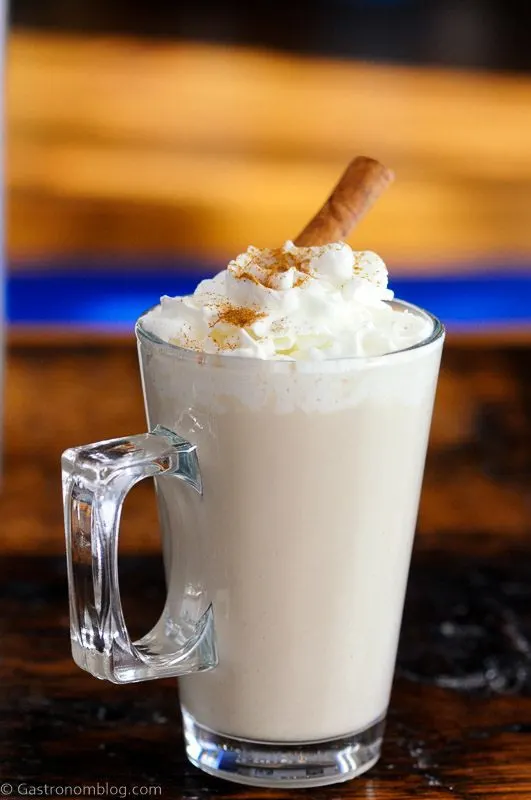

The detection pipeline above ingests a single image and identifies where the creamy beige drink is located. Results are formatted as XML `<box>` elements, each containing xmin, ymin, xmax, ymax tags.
<box><xmin>140</xmin><ymin>240</ymin><xmax>443</xmax><ymax>743</ymax></box>
<box><xmin>64</xmin><ymin>156</ymin><xmax>444</xmax><ymax>786</ymax></box>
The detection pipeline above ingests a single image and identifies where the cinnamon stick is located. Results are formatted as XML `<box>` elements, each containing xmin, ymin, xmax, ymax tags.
<box><xmin>294</xmin><ymin>156</ymin><xmax>394</xmax><ymax>247</ymax></box>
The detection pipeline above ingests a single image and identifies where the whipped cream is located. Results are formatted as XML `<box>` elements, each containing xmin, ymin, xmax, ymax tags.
<box><xmin>142</xmin><ymin>241</ymin><xmax>432</xmax><ymax>359</ymax></box>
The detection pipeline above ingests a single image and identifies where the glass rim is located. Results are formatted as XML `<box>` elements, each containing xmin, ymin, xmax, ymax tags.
<box><xmin>135</xmin><ymin>297</ymin><xmax>445</xmax><ymax>366</ymax></box>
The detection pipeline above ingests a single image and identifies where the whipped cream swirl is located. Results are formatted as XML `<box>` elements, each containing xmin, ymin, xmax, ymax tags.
<box><xmin>142</xmin><ymin>241</ymin><xmax>432</xmax><ymax>359</ymax></box>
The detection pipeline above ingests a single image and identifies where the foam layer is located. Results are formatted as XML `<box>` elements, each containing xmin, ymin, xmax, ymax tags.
<box><xmin>140</xmin><ymin>333</ymin><xmax>443</xmax><ymax>415</ymax></box>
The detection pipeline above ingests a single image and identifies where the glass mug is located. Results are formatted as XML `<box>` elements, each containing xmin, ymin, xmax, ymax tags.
<box><xmin>62</xmin><ymin>301</ymin><xmax>444</xmax><ymax>788</ymax></box>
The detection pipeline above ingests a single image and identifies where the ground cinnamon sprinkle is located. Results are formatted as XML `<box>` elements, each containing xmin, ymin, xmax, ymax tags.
<box><xmin>237</xmin><ymin>270</ymin><xmax>262</xmax><ymax>286</ymax></box>
<box><xmin>235</xmin><ymin>247</ymin><xmax>315</xmax><ymax>290</ymax></box>
<box><xmin>215</xmin><ymin>304</ymin><xmax>266</xmax><ymax>328</ymax></box>
<box><xmin>267</xmin><ymin>248</ymin><xmax>313</xmax><ymax>276</ymax></box>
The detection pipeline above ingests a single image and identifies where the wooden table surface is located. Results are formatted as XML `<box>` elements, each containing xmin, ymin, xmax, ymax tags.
<box><xmin>3</xmin><ymin>335</ymin><xmax>531</xmax><ymax>798</ymax></box>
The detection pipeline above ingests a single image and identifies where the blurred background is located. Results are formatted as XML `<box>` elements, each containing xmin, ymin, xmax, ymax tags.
<box><xmin>5</xmin><ymin>4</ymin><xmax>531</xmax><ymax>789</ymax></box>
<box><xmin>4</xmin><ymin>0</ymin><xmax>531</xmax><ymax>558</ymax></box>
<box><xmin>6</xmin><ymin>0</ymin><xmax>531</xmax><ymax>330</ymax></box>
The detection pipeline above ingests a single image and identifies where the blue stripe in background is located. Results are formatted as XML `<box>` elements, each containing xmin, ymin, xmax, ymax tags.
<box><xmin>7</xmin><ymin>264</ymin><xmax>531</xmax><ymax>329</ymax></box>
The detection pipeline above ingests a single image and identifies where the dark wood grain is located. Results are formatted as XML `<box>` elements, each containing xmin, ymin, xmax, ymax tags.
<box><xmin>3</xmin><ymin>549</ymin><xmax>531</xmax><ymax>799</ymax></box>
<box><xmin>2</xmin><ymin>336</ymin><xmax>531</xmax><ymax>798</ymax></box>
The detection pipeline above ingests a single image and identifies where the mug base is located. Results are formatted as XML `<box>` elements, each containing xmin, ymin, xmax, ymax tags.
<box><xmin>182</xmin><ymin>707</ymin><xmax>385</xmax><ymax>788</ymax></box>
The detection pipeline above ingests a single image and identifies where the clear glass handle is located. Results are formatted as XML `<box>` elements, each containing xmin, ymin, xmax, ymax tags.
<box><xmin>62</xmin><ymin>424</ymin><xmax>217</xmax><ymax>684</ymax></box>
